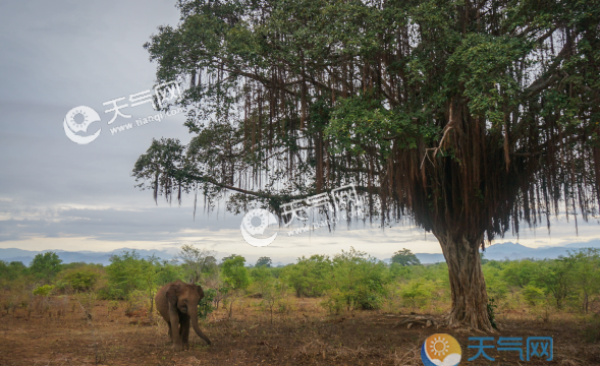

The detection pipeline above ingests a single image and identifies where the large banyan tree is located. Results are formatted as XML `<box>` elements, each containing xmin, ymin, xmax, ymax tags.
<box><xmin>134</xmin><ymin>0</ymin><xmax>600</xmax><ymax>331</ymax></box>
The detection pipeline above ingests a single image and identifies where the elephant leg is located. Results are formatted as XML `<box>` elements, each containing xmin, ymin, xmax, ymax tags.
<box><xmin>180</xmin><ymin>314</ymin><xmax>190</xmax><ymax>346</ymax></box>
<box><xmin>168</xmin><ymin>303</ymin><xmax>183</xmax><ymax>350</ymax></box>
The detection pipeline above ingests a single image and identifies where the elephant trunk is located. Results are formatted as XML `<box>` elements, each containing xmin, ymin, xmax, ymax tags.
<box><xmin>191</xmin><ymin>304</ymin><xmax>211</xmax><ymax>345</ymax></box>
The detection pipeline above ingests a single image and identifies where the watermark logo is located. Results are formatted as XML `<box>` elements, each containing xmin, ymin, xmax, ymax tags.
<box><xmin>468</xmin><ymin>336</ymin><xmax>553</xmax><ymax>362</ymax></box>
<box><xmin>63</xmin><ymin>106</ymin><xmax>102</xmax><ymax>145</ymax></box>
<box><xmin>527</xmin><ymin>337</ymin><xmax>553</xmax><ymax>361</ymax></box>
<box><xmin>282</xmin><ymin>184</ymin><xmax>364</xmax><ymax>236</ymax></box>
<box><xmin>421</xmin><ymin>333</ymin><xmax>462</xmax><ymax>366</ymax></box>
<box><xmin>62</xmin><ymin>81</ymin><xmax>183</xmax><ymax>145</ymax></box>
<box><xmin>240</xmin><ymin>209</ymin><xmax>279</xmax><ymax>247</ymax></box>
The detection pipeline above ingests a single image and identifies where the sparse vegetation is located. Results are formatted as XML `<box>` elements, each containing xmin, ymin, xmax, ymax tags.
<box><xmin>0</xmin><ymin>246</ymin><xmax>599</xmax><ymax>364</ymax></box>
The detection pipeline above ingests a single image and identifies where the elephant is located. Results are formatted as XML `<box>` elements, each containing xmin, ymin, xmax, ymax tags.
<box><xmin>155</xmin><ymin>280</ymin><xmax>212</xmax><ymax>350</ymax></box>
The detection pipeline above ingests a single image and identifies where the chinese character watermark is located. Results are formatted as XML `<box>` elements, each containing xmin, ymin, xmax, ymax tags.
<box><xmin>281</xmin><ymin>184</ymin><xmax>365</xmax><ymax>237</ymax></box>
<box><xmin>468</xmin><ymin>336</ymin><xmax>553</xmax><ymax>362</ymax></box>
<box><xmin>240</xmin><ymin>183</ymin><xmax>366</xmax><ymax>246</ymax></box>
<box><xmin>63</xmin><ymin>81</ymin><xmax>184</xmax><ymax>145</ymax></box>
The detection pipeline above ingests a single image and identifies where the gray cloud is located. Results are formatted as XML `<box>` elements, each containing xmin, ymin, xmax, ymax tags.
<box><xmin>0</xmin><ymin>0</ymin><xmax>598</xmax><ymax>261</ymax></box>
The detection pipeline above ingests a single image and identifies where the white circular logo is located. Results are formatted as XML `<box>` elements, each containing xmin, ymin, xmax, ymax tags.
<box><xmin>63</xmin><ymin>106</ymin><xmax>102</xmax><ymax>144</ymax></box>
<box><xmin>240</xmin><ymin>209</ymin><xmax>279</xmax><ymax>247</ymax></box>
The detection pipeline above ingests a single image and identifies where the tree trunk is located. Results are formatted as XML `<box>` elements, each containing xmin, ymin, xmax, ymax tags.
<box><xmin>433</xmin><ymin>229</ymin><xmax>495</xmax><ymax>332</ymax></box>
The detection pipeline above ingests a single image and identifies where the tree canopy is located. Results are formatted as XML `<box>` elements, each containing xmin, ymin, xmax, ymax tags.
<box><xmin>135</xmin><ymin>0</ymin><xmax>600</xmax><ymax>331</ymax></box>
<box><xmin>256</xmin><ymin>256</ymin><xmax>273</xmax><ymax>267</ymax></box>
<box><xmin>137</xmin><ymin>0</ymin><xmax>599</xmax><ymax>235</ymax></box>
<box><xmin>391</xmin><ymin>248</ymin><xmax>421</xmax><ymax>266</ymax></box>
<box><xmin>30</xmin><ymin>252</ymin><xmax>63</xmax><ymax>284</ymax></box>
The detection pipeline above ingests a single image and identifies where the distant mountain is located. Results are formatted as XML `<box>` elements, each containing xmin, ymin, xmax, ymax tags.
<box><xmin>564</xmin><ymin>239</ymin><xmax>600</xmax><ymax>248</ymax></box>
<box><xmin>0</xmin><ymin>247</ymin><xmax>175</xmax><ymax>266</ymax></box>
<box><xmin>481</xmin><ymin>240</ymin><xmax>600</xmax><ymax>261</ymax></box>
<box><xmin>408</xmin><ymin>239</ymin><xmax>599</xmax><ymax>264</ymax></box>
<box><xmin>415</xmin><ymin>253</ymin><xmax>446</xmax><ymax>264</ymax></box>
<box><xmin>1</xmin><ymin>238</ymin><xmax>598</xmax><ymax>266</ymax></box>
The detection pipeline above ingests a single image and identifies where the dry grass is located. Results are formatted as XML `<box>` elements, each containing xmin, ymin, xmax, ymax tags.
<box><xmin>0</xmin><ymin>296</ymin><xmax>598</xmax><ymax>365</ymax></box>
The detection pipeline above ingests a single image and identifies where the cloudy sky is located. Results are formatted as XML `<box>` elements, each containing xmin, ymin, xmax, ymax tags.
<box><xmin>0</xmin><ymin>0</ymin><xmax>598</xmax><ymax>265</ymax></box>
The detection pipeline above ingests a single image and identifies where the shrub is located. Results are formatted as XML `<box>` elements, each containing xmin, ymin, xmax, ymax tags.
<box><xmin>97</xmin><ymin>286</ymin><xmax>126</xmax><ymax>300</ymax></box>
<box><xmin>125</xmin><ymin>290</ymin><xmax>148</xmax><ymax>315</ymax></box>
<box><xmin>483</xmin><ymin>267</ymin><xmax>508</xmax><ymax>301</ymax></box>
<box><xmin>582</xmin><ymin>315</ymin><xmax>600</xmax><ymax>343</ymax></box>
<box><xmin>198</xmin><ymin>288</ymin><xmax>216</xmax><ymax>319</ymax></box>
<box><xmin>104</xmin><ymin>251</ymin><xmax>155</xmax><ymax>299</ymax></box>
<box><xmin>33</xmin><ymin>284</ymin><xmax>54</xmax><ymax>297</ymax></box>
<box><xmin>260</xmin><ymin>280</ymin><xmax>288</xmax><ymax>323</ymax></box>
<box><xmin>330</xmin><ymin>248</ymin><xmax>391</xmax><ymax>310</ymax></box>
<box><xmin>277</xmin><ymin>298</ymin><xmax>294</xmax><ymax>315</ymax></box>
<box><xmin>285</xmin><ymin>255</ymin><xmax>332</xmax><ymax>297</ymax></box>
<box><xmin>522</xmin><ymin>285</ymin><xmax>546</xmax><ymax>306</ymax></box>
<box><xmin>320</xmin><ymin>289</ymin><xmax>346</xmax><ymax>315</ymax></box>
<box><xmin>29</xmin><ymin>252</ymin><xmax>62</xmax><ymax>283</ymax></box>
<box><xmin>501</xmin><ymin>260</ymin><xmax>537</xmax><ymax>288</ymax></box>
<box><xmin>487</xmin><ymin>298</ymin><xmax>498</xmax><ymax>329</ymax></box>
<box><xmin>391</xmin><ymin>249</ymin><xmax>421</xmax><ymax>266</ymax></box>
<box><xmin>61</xmin><ymin>267</ymin><xmax>102</xmax><ymax>292</ymax></box>
<box><xmin>221</xmin><ymin>255</ymin><xmax>250</xmax><ymax>290</ymax></box>
<box><xmin>400</xmin><ymin>280</ymin><xmax>432</xmax><ymax>309</ymax></box>
<box><xmin>249</xmin><ymin>266</ymin><xmax>274</xmax><ymax>295</ymax></box>
<box><xmin>355</xmin><ymin>291</ymin><xmax>382</xmax><ymax>310</ymax></box>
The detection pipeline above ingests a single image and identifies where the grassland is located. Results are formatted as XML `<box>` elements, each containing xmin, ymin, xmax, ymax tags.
<box><xmin>1</xmin><ymin>296</ymin><xmax>598</xmax><ymax>365</ymax></box>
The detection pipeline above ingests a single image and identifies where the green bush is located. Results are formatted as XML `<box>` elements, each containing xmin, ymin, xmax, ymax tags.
<box><xmin>33</xmin><ymin>284</ymin><xmax>54</xmax><ymax>297</ymax></box>
<box><xmin>61</xmin><ymin>267</ymin><xmax>102</xmax><ymax>292</ymax></box>
<box><xmin>198</xmin><ymin>288</ymin><xmax>216</xmax><ymax>319</ymax></box>
<box><xmin>125</xmin><ymin>290</ymin><xmax>148</xmax><ymax>314</ymax></box>
<box><xmin>483</xmin><ymin>266</ymin><xmax>508</xmax><ymax>300</ymax></box>
<box><xmin>320</xmin><ymin>289</ymin><xmax>346</xmax><ymax>315</ymax></box>
<box><xmin>501</xmin><ymin>260</ymin><xmax>537</xmax><ymax>288</ymax></box>
<box><xmin>250</xmin><ymin>265</ymin><xmax>274</xmax><ymax>295</ymax></box>
<box><xmin>284</xmin><ymin>255</ymin><xmax>332</xmax><ymax>297</ymax></box>
<box><xmin>221</xmin><ymin>255</ymin><xmax>250</xmax><ymax>290</ymax></box>
<box><xmin>29</xmin><ymin>252</ymin><xmax>62</xmax><ymax>283</ymax></box>
<box><xmin>400</xmin><ymin>280</ymin><xmax>431</xmax><ymax>308</ymax></box>
<box><xmin>582</xmin><ymin>315</ymin><xmax>600</xmax><ymax>343</ymax></box>
<box><xmin>0</xmin><ymin>261</ymin><xmax>26</xmax><ymax>281</ymax></box>
<box><xmin>97</xmin><ymin>286</ymin><xmax>126</xmax><ymax>300</ymax></box>
<box><xmin>352</xmin><ymin>285</ymin><xmax>386</xmax><ymax>310</ymax></box>
<box><xmin>487</xmin><ymin>298</ymin><xmax>498</xmax><ymax>329</ymax></box>
<box><xmin>329</xmin><ymin>248</ymin><xmax>391</xmax><ymax>310</ymax></box>
<box><xmin>522</xmin><ymin>285</ymin><xmax>546</xmax><ymax>306</ymax></box>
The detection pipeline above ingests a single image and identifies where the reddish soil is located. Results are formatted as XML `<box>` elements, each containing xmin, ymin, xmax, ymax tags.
<box><xmin>0</xmin><ymin>298</ymin><xmax>598</xmax><ymax>365</ymax></box>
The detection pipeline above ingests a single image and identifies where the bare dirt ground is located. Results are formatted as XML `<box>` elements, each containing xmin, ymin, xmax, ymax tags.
<box><xmin>0</xmin><ymin>297</ymin><xmax>598</xmax><ymax>365</ymax></box>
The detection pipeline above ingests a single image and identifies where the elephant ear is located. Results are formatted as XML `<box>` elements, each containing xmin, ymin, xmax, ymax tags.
<box><xmin>166</xmin><ymin>283</ymin><xmax>181</xmax><ymax>306</ymax></box>
<box><xmin>196</xmin><ymin>285</ymin><xmax>204</xmax><ymax>300</ymax></box>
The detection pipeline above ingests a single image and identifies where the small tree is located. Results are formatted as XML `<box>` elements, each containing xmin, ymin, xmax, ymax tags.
<box><xmin>533</xmin><ymin>259</ymin><xmax>574</xmax><ymax>309</ymax></box>
<box><xmin>30</xmin><ymin>252</ymin><xmax>62</xmax><ymax>284</ymax></box>
<box><xmin>250</xmin><ymin>265</ymin><xmax>273</xmax><ymax>296</ymax></box>
<box><xmin>568</xmin><ymin>248</ymin><xmax>600</xmax><ymax>313</ymax></box>
<box><xmin>103</xmin><ymin>251</ymin><xmax>149</xmax><ymax>300</ymax></box>
<box><xmin>391</xmin><ymin>249</ymin><xmax>421</xmax><ymax>266</ymax></box>
<box><xmin>501</xmin><ymin>260</ymin><xmax>537</xmax><ymax>288</ymax></box>
<box><xmin>261</xmin><ymin>280</ymin><xmax>288</xmax><ymax>324</ymax></box>
<box><xmin>285</xmin><ymin>255</ymin><xmax>332</xmax><ymax>297</ymax></box>
<box><xmin>255</xmin><ymin>257</ymin><xmax>272</xmax><ymax>268</ymax></box>
<box><xmin>178</xmin><ymin>245</ymin><xmax>218</xmax><ymax>284</ymax></box>
<box><xmin>221</xmin><ymin>255</ymin><xmax>250</xmax><ymax>319</ymax></box>
<box><xmin>60</xmin><ymin>266</ymin><xmax>102</xmax><ymax>292</ymax></box>
<box><xmin>221</xmin><ymin>255</ymin><xmax>250</xmax><ymax>290</ymax></box>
